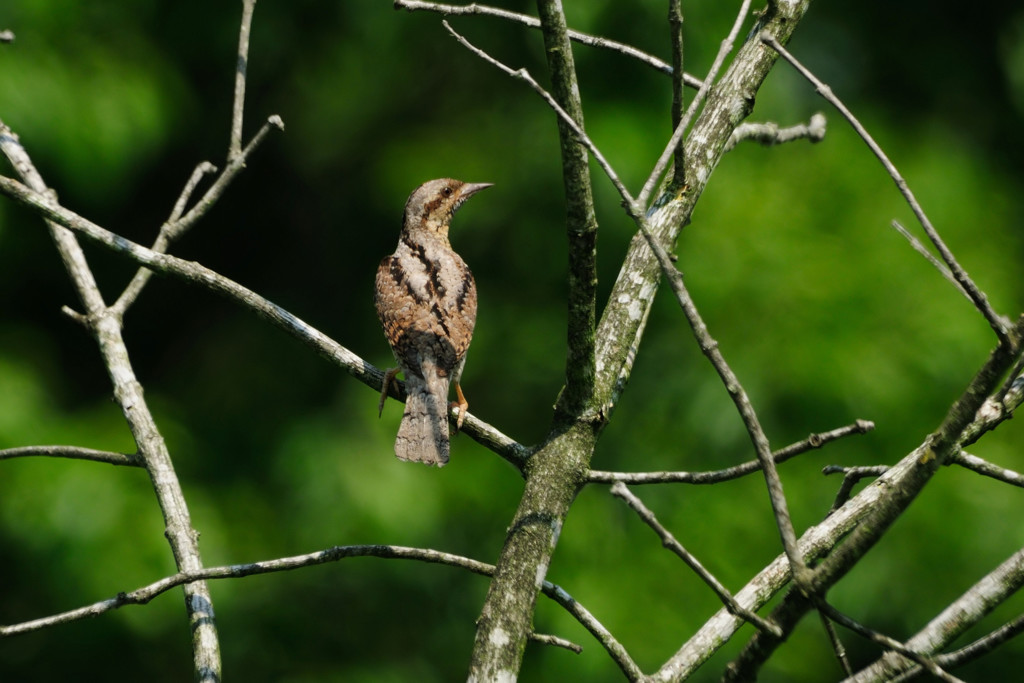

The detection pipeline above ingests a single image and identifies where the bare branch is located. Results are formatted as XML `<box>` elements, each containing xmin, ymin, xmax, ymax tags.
<box><xmin>230</xmin><ymin>0</ymin><xmax>257</xmax><ymax>159</ymax></box>
<box><xmin>951</xmin><ymin>451</ymin><xmax>1024</xmax><ymax>487</ymax></box>
<box><xmin>723</xmin><ymin>112</ymin><xmax>827</xmax><ymax>152</ymax></box>
<box><xmin>528</xmin><ymin>632</ymin><xmax>582</xmax><ymax>654</ymax></box>
<box><xmin>540</xmin><ymin>581</ymin><xmax>643</xmax><ymax>679</ymax></box>
<box><xmin>110</xmin><ymin>160</ymin><xmax>217</xmax><ymax>317</ymax></box>
<box><xmin>446</xmin><ymin>0</ymin><xmax>814</xmax><ymax>597</ymax></box>
<box><xmin>0</xmin><ymin>545</ymin><xmax>494</xmax><ymax>637</ymax></box>
<box><xmin>394</xmin><ymin>0</ymin><xmax>704</xmax><ymax>86</ymax></box>
<box><xmin>723</xmin><ymin>316</ymin><xmax>1024</xmax><ymax>681</ymax></box>
<box><xmin>1</xmin><ymin>542</ymin><xmax>630</xmax><ymax>677</ymax></box>
<box><xmin>588</xmin><ymin>419</ymin><xmax>874</xmax><ymax>485</ymax></box>
<box><xmin>890</xmin><ymin>220</ymin><xmax>972</xmax><ymax>302</ymax></box>
<box><xmin>820</xmin><ymin>609</ymin><xmax>855</xmax><ymax>677</ymax></box>
<box><xmin>958</xmin><ymin>366</ymin><xmax>1024</xmax><ymax>448</ymax></box>
<box><xmin>533</xmin><ymin>0</ymin><xmax>600</xmax><ymax>420</ymax></box>
<box><xmin>921</xmin><ymin>616</ymin><xmax>1024</xmax><ymax>679</ymax></box>
<box><xmin>669</xmin><ymin>0</ymin><xmax>685</xmax><ymax>173</ymax></box>
<box><xmin>761</xmin><ymin>32</ymin><xmax>1013</xmax><ymax>346</ymax></box>
<box><xmin>612</xmin><ymin>482</ymin><xmax>782</xmax><ymax>637</ymax></box>
<box><xmin>0</xmin><ymin>445</ymin><xmax>143</xmax><ymax>467</ymax></box>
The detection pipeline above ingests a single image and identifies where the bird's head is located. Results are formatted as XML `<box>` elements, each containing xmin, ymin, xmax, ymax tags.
<box><xmin>402</xmin><ymin>178</ymin><xmax>493</xmax><ymax>239</ymax></box>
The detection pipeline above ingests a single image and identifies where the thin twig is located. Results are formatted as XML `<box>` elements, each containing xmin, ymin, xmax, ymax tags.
<box><xmin>722</xmin><ymin>320</ymin><xmax>1024</xmax><ymax>681</ymax></box>
<box><xmin>950</xmin><ymin>451</ymin><xmax>1024</xmax><ymax>488</ymax></box>
<box><xmin>0</xmin><ymin>445</ymin><xmax>143</xmax><ymax>467</ymax></box>
<box><xmin>638</xmin><ymin>0</ymin><xmax>753</xmax><ymax>207</ymax></box>
<box><xmin>958</xmin><ymin>365</ymin><xmax>1024</xmax><ymax>448</ymax></box>
<box><xmin>0</xmin><ymin>172</ymin><xmax>530</xmax><ymax>471</ymax></box>
<box><xmin>394</xmin><ymin>0</ymin><xmax>704</xmax><ymax>86</ymax></box>
<box><xmin>116</xmin><ymin>114</ymin><xmax>284</xmax><ymax>321</ymax></box>
<box><xmin>723</xmin><ymin>112</ymin><xmax>827</xmax><ymax>152</ymax></box>
<box><xmin>761</xmin><ymin>32</ymin><xmax>1013</xmax><ymax>346</ymax></box>
<box><xmin>230</xmin><ymin>0</ymin><xmax>257</xmax><ymax>159</ymax></box>
<box><xmin>816</xmin><ymin>600</ymin><xmax>963</xmax><ymax>682</ymax></box>
<box><xmin>820</xmin><ymin>609</ymin><xmax>855</xmax><ymax>677</ymax></box>
<box><xmin>170</xmin><ymin>161</ymin><xmax>219</xmax><ymax>223</ymax></box>
<box><xmin>112</xmin><ymin>111</ymin><xmax>282</xmax><ymax>320</ymax></box>
<box><xmin>540</xmin><ymin>581</ymin><xmax>643</xmax><ymax>679</ymax></box>
<box><xmin>612</xmin><ymin>482</ymin><xmax>782</xmax><ymax>637</ymax></box>
<box><xmin>890</xmin><ymin>220</ymin><xmax>971</xmax><ymax>302</ymax></box>
<box><xmin>588</xmin><ymin>419</ymin><xmax>874</xmax><ymax>485</ymax></box>
<box><xmin>927</xmin><ymin>615</ymin><xmax>1024</xmax><ymax>675</ymax></box>
<box><xmin>822</xmin><ymin>465</ymin><xmax>889</xmax><ymax>513</ymax></box>
<box><xmin>0</xmin><ymin>545</ymin><xmax>494</xmax><ymax>637</ymax></box>
<box><xmin>534</xmin><ymin>0</ymin><xmax>599</xmax><ymax>420</ymax></box>
<box><xmin>0</xmin><ymin>542</ymin><xmax>623</xmax><ymax>674</ymax></box>
<box><xmin>528</xmin><ymin>632</ymin><xmax>582</xmax><ymax>654</ymax></box>
<box><xmin>669</xmin><ymin>0</ymin><xmax>685</xmax><ymax>174</ymax></box>
<box><xmin>169</xmin><ymin>115</ymin><xmax>284</xmax><ymax>243</ymax></box>
<box><xmin>110</xmin><ymin>161</ymin><xmax>217</xmax><ymax>317</ymax></box>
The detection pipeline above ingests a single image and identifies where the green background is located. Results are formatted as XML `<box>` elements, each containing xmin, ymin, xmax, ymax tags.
<box><xmin>1</xmin><ymin>1</ymin><xmax>1023</xmax><ymax>680</ymax></box>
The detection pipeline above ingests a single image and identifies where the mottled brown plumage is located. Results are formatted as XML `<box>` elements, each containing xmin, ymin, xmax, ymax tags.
<box><xmin>375</xmin><ymin>178</ymin><xmax>490</xmax><ymax>466</ymax></box>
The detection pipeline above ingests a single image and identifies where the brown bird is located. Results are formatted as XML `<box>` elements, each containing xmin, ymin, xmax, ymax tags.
<box><xmin>374</xmin><ymin>178</ymin><xmax>491</xmax><ymax>466</ymax></box>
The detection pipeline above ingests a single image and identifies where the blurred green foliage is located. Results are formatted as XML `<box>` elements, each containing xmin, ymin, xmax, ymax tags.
<box><xmin>1</xmin><ymin>1</ymin><xmax>1023</xmax><ymax>681</ymax></box>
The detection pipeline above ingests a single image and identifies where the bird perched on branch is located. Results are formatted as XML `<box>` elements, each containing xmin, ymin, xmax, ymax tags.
<box><xmin>374</xmin><ymin>178</ymin><xmax>491</xmax><ymax>466</ymax></box>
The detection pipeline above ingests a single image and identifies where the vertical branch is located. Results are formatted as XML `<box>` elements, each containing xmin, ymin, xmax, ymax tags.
<box><xmin>669</xmin><ymin>0</ymin><xmax>685</xmax><ymax>177</ymax></box>
<box><xmin>0</xmin><ymin>124</ymin><xmax>222</xmax><ymax>682</ymax></box>
<box><xmin>230</xmin><ymin>0</ymin><xmax>257</xmax><ymax>159</ymax></box>
<box><xmin>535</xmin><ymin>0</ymin><xmax>600</xmax><ymax>420</ymax></box>
<box><xmin>467</xmin><ymin>3</ymin><xmax>601</xmax><ymax>678</ymax></box>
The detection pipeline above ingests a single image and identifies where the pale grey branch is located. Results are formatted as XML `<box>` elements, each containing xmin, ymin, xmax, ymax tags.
<box><xmin>723</xmin><ymin>112</ymin><xmax>827</xmax><ymax>152</ymax></box>
<box><xmin>588</xmin><ymin>419</ymin><xmax>873</xmax><ymax>485</ymax></box>
<box><xmin>0</xmin><ymin>445</ymin><xmax>143</xmax><ymax>467</ymax></box>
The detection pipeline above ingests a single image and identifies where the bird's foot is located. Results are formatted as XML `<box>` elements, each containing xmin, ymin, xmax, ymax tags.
<box><xmin>378</xmin><ymin>367</ymin><xmax>400</xmax><ymax>418</ymax></box>
<box><xmin>450</xmin><ymin>382</ymin><xmax>469</xmax><ymax>432</ymax></box>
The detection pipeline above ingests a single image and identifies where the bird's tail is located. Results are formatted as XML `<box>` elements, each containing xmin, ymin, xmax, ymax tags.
<box><xmin>395</xmin><ymin>369</ymin><xmax>450</xmax><ymax>466</ymax></box>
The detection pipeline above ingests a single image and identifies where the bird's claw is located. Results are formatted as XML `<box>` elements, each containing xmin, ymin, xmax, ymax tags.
<box><xmin>378</xmin><ymin>367</ymin><xmax>400</xmax><ymax>418</ymax></box>
<box><xmin>451</xmin><ymin>382</ymin><xmax>469</xmax><ymax>433</ymax></box>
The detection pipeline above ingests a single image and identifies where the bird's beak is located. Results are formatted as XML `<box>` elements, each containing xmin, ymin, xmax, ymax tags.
<box><xmin>460</xmin><ymin>182</ymin><xmax>494</xmax><ymax>199</ymax></box>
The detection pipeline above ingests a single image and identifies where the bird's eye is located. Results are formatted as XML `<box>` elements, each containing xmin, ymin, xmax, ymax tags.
<box><xmin>442</xmin><ymin>186</ymin><xmax>453</xmax><ymax>197</ymax></box>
